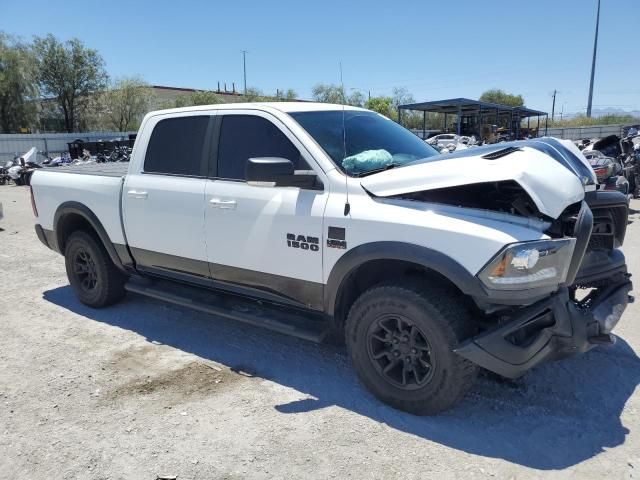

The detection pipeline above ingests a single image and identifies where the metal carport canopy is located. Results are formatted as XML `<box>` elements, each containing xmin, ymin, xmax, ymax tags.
<box><xmin>397</xmin><ymin>97</ymin><xmax>546</xmax><ymax>118</ymax></box>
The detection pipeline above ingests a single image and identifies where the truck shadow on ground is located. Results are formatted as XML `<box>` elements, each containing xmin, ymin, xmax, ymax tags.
<box><xmin>44</xmin><ymin>286</ymin><xmax>640</xmax><ymax>471</ymax></box>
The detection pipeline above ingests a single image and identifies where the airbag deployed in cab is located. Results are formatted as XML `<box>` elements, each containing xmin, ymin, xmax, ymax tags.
<box><xmin>342</xmin><ymin>149</ymin><xmax>393</xmax><ymax>174</ymax></box>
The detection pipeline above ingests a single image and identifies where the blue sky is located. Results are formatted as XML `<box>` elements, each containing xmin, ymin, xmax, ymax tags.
<box><xmin>3</xmin><ymin>0</ymin><xmax>637</xmax><ymax>115</ymax></box>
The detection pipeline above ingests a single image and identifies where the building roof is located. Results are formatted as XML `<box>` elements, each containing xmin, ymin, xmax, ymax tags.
<box><xmin>398</xmin><ymin>97</ymin><xmax>547</xmax><ymax>118</ymax></box>
<box><xmin>151</xmin><ymin>85</ymin><xmax>244</xmax><ymax>96</ymax></box>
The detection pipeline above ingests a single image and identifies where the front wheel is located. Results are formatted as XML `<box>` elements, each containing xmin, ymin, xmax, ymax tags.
<box><xmin>64</xmin><ymin>231</ymin><xmax>126</xmax><ymax>308</ymax></box>
<box><xmin>345</xmin><ymin>283</ymin><xmax>478</xmax><ymax>415</ymax></box>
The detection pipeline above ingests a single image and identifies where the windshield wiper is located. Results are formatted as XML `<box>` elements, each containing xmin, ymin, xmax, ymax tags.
<box><xmin>355</xmin><ymin>163</ymin><xmax>399</xmax><ymax>177</ymax></box>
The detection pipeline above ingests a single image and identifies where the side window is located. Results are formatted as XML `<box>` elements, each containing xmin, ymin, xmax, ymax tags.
<box><xmin>217</xmin><ymin>115</ymin><xmax>309</xmax><ymax>180</ymax></box>
<box><xmin>144</xmin><ymin>116</ymin><xmax>209</xmax><ymax>176</ymax></box>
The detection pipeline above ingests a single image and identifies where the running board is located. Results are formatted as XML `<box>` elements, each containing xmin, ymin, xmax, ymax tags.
<box><xmin>125</xmin><ymin>279</ymin><xmax>330</xmax><ymax>343</ymax></box>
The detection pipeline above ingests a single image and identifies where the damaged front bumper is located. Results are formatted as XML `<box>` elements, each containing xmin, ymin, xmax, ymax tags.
<box><xmin>457</xmin><ymin>190</ymin><xmax>632</xmax><ymax>378</ymax></box>
<box><xmin>456</xmin><ymin>272</ymin><xmax>632</xmax><ymax>379</ymax></box>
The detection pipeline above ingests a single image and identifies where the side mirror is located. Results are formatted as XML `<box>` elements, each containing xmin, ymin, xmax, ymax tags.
<box><xmin>245</xmin><ymin>157</ymin><xmax>293</xmax><ymax>185</ymax></box>
<box><xmin>245</xmin><ymin>157</ymin><xmax>323</xmax><ymax>190</ymax></box>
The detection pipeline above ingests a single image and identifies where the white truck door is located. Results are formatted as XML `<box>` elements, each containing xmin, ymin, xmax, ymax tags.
<box><xmin>123</xmin><ymin>114</ymin><xmax>213</xmax><ymax>284</ymax></box>
<box><xmin>204</xmin><ymin>112</ymin><xmax>328</xmax><ymax>309</ymax></box>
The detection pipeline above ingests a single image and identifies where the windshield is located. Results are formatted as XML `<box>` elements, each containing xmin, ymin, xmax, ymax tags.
<box><xmin>289</xmin><ymin>110</ymin><xmax>439</xmax><ymax>175</ymax></box>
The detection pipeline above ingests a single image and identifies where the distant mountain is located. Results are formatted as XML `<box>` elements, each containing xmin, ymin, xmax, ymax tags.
<box><xmin>590</xmin><ymin>107</ymin><xmax>640</xmax><ymax>118</ymax></box>
<box><xmin>556</xmin><ymin>107</ymin><xmax>640</xmax><ymax>121</ymax></box>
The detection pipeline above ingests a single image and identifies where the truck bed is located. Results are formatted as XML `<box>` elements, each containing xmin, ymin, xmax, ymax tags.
<box><xmin>31</xmin><ymin>164</ymin><xmax>127</xmax><ymax>245</ymax></box>
<box><xmin>40</xmin><ymin>162</ymin><xmax>129</xmax><ymax>178</ymax></box>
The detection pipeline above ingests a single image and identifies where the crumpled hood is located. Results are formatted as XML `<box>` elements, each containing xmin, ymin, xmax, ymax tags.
<box><xmin>360</xmin><ymin>144</ymin><xmax>586</xmax><ymax>219</ymax></box>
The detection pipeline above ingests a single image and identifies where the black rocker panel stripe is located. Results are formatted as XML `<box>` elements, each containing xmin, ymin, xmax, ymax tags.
<box><xmin>128</xmin><ymin>247</ymin><xmax>324</xmax><ymax>311</ymax></box>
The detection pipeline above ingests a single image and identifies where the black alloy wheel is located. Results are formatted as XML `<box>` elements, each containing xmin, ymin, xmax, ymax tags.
<box><xmin>345</xmin><ymin>283</ymin><xmax>478</xmax><ymax>415</ymax></box>
<box><xmin>64</xmin><ymin>230</ymin><xmax>126</xmax><ymax>308</ymax></box>
<box><xmin>367</xmin><ymin>314</ymin><xmax>435</xmax><ymax>390</ymax></box>
<box><xmin>73</xmin><ymin>247</ymin><xmax>99</xmax><ymax>292</ymax></box>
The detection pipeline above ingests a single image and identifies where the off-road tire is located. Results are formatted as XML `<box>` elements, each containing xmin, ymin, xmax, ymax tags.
<box><xmin>64</xmin><ymin>231</ymin><xmax>126</xmax><ymax>308</ymax></box>
<box><xmin>345</xmin><ymin>283</ymin><xmax>478</xmax><ymax>415</ymax></box>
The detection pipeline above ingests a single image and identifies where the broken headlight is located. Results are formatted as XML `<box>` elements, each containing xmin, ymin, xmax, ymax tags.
<box><xmin>478</xmin><ymin>239</ymin><xmax>576</xmax><ymax>290</ymax></box>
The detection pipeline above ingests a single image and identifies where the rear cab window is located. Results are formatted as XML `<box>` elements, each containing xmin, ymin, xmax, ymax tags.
<box><xmin>144</xmin><ymin>116</ymin><xmax>210</xmax><ymax>176</ymax></box>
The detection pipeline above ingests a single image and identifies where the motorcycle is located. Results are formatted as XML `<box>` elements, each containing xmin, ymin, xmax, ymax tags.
<box><xmin>8</xmin><ymin>160</ymin><xmax>42</xmax><ymax>186</ymax></box>
<box><xmin>7</xmin><ymin>147</ymin><xmax>42</xmax><ymax>186</ymax></box>
<box><xmin>0</xmin><ymin>160</ymin><xmax>11</xmax><ymax>185</ymax></box>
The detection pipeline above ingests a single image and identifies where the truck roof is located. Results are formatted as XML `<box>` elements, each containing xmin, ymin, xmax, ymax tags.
<box><xmin>146</xmin><ymin>101</ymin><xmax>368</xmax><ymax>117</ymax></box>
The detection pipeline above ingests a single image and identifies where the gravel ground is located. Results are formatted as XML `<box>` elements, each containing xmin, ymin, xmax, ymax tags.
<box><xmin>0</xmin><ymin>185</ymin><xmax>639</xmax><ymax>480</ymax></box>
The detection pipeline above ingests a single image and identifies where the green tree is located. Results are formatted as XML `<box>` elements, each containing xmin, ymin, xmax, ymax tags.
<box><xmin>190</xmin><ymin>90</ymin><xmax>223</xmax><ymax>106</ymax></box>
<box><xmin>33</xmin><ymin>34</ymin><xmax>108</xmax><ymax>132</ymax></box>
<box><xmin>173</xmin><ymin>90</ymin><xmax>224</xmax><ymax>108</ymax></box>
<box><xmin>102</xmin><ymin>77</ymin><xmax>154</xmax><ymax>131</ymax></box>
<box><xmin>390</xmin><ymin>87</ymin><xmax>415</xmax><ymax>110</ymax></box>
<box><xmin>312</xmin><ymin>83</ymin><xmax>343</xmax><ymax>104</ymax></box>
<box><xmin>0</xmin><ymin>33</ymin><xmax>38</xmax><ymax>133</ymax></box>
<box><xmin>243</xmin><ymin>87</ymin><xmax>269</xmax><ymax>102</ymax></box>
<box><xmin>347</xmin><ymin>90</ymin><xmax>366</xmax><ymax>107</ymax></box>
<box><xmin>284</xmin><ymin>88</ymin><xmax>297</xmax><ymax>100</ymax></box>
<box><xmin>479</xmin><ymin>89</ymin><xmax>524</xmax><ymax>107</ymax></box>
<box><xmin>173</xmin><ymin>95</ymin><xmax>190</xmax><ymax>108</ymax></box>
<box><xmin>365</xmin><ymin>96</ymin><xmax>393</xmax><ymax>117</ymax></box>
<box><xmin>275</xmin><ymin>88</ymin><xmax>298</xmax><ymax>101</ymax></box>
<box><xmin>312</xmin><ymin>83</ymin><xmax>366</xmax><ymax>106</ymax></box>
<box><xmin>391</xmin><ymin>87</ymin><xmax>423</xmax><ymax>129</ymax></box>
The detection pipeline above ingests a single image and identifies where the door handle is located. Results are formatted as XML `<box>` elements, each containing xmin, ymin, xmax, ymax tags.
<box><xmin>127</xmin><ymin>190</ymin><xmax>148</xmax><ymax>199</ymax></box>
<box><xmin>209</xmin><ymin>198</ymin><xmax>237</xmax><ymax>210</ymax></box>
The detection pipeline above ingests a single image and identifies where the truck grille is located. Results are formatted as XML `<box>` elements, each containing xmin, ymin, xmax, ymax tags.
<box><xmin>546</xmin><ymin>190</ymin><xmax>629</xmax><ymax>288</ymax></box>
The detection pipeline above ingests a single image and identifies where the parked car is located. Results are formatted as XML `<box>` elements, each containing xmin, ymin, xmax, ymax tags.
<box><xmin>30</xmin><ymin>102</ymin><xmax>632</xmax><ymax>415</ymax></box>
<box><xmin>426</xmin><ymin>133</ymin><xmax>459</xmax><ymax>148</ymax></box>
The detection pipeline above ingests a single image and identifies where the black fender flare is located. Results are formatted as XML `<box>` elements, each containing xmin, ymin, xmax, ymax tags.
<box><xmin>323</xmin><ymin>241</ymin><xmax>485</xmax><ymax>316</ymax></box>
<box><xmin>53</xmin><ymin>201</ymin><xmax>132</xmax><ymax>273</ymax></box>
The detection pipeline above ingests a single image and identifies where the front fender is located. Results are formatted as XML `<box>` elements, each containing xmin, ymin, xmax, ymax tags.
<box><xmin>323</xmin><ymin>241</ymin><xmax>486</xmax><ymax>316</ymax></box>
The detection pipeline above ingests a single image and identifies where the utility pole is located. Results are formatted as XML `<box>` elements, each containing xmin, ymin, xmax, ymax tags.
<box><xmin>551</xmin><ymin>89</ymin><xmax>557</xmax><ymax>122</ymax></box>
<box><xmin>587</xmin><ymin>0</ymin><xmax>601</xmax><ymax>118</ymax></box>
<box><xmin>241</xmin><ymin>50</ymin><xmax>248</xmax><ymax>95</ymax></box>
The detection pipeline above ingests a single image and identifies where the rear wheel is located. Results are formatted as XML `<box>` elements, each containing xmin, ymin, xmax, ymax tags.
<box><xmin>345</xmin><ymin>283</ymin><xmax>478</xmax><ymax>415</ymax></box>
<box><xmin>64</xmin><ymin>231</ymin><xmax>126</xmax><ymax>308</ymax></box>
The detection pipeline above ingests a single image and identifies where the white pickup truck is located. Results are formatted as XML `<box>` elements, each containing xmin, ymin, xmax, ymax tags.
<box><xmin>31</xmin><ymin>102</ymin><xmax>632</xmax><ymax>414</ymax></box>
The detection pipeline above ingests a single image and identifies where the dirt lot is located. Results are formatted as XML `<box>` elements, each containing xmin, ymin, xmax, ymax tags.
<box><xmin>0</xmin><ymin>185</ymin><xmax>639</xmax><ymax>479</ymax></box>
